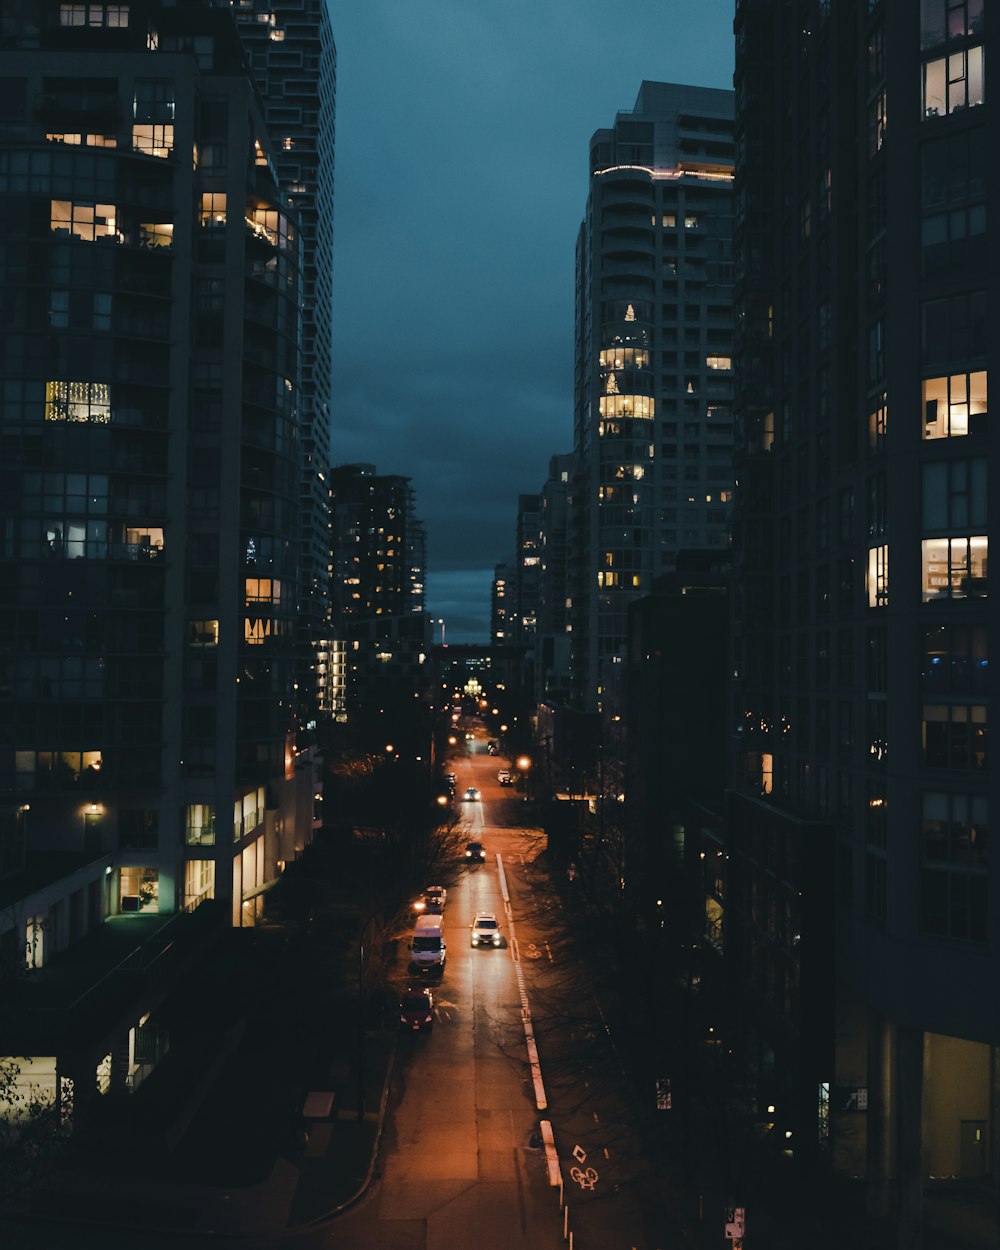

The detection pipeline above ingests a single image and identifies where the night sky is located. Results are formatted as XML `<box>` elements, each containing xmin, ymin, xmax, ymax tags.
<box><xmin>330</xmin><ymin>1</ymin><xmax>735</xmax><ymax>642</ymax></box>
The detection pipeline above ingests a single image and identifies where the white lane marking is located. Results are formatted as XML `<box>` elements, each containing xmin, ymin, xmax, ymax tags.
<box><xmin>545</xmin><ymin>942</ymin><xmax>553</xmax><ymax>962</ymax></box>
<box><xmin>593</xmin><ymin>1112</ymin><xmax>600</xmax><ymax>1123</ymax></box>
<box><xmin>498</xmin><ymin>852</ymin><xmax>547</xmax><ymax>1111</ymax></box>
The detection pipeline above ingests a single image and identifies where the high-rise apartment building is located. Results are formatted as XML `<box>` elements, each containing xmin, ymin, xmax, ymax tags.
<box><xmin>570</xmin><ymin>81</ymin><xmax>735</xmax><ymax>710</ymax></box>
<box><xmin>328</xmin><ymin>463</ymin><xmax>428</xmax><ymax>744</ymax></box>
<box><xmin>0</xmin><ymin>0</ymin><xmax>319</xmax><ymax>1103</ymax></box>
<box><xmin>730</xmin><ymin>0</ymin><xmax>992</xmax><ymax>1234</ymax></box>
<box><xmin>233</xmin><ymin>0</ymin><xmax>336</xmax><ymax>723</ymax></box>
<box><xmin>514</xmin><ymin>493</ymin><xmax>541</xmax><ymax>647</ymax></box>
<box><xmin>329</xmin><ymin>463</ymin><xmax>426</xmax><ymax>627</ymax></box>
<box><xmin>491</xmin><ymin>562</ymin><xmax>514</xmax><ymax>645</ymax></box>
<box><xmin>536</xmin><ymin>453</ymin><xmax>573</xmax><ymax>702</ymax></box>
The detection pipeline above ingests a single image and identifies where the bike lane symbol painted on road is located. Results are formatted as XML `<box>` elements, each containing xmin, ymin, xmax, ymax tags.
<box><xmin>569</xmin><ymin>1165</ymin><xmax>599</xmax><ymax>1191</ymax></box>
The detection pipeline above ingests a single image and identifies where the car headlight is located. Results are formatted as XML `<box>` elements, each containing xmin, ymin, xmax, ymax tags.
<box><xmin>465</xmin><ymin>851</ymin><xmax>471</xmax><ymax>857</ymax></box>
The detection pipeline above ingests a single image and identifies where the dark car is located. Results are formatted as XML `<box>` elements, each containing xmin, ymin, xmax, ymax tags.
<box><xmin>465</xmin><ymin>840</ymin><xmax>486</xmax><ymax>862</ymax></box>
<box><xmin>399</xmin><ymin>987</ymin><xmax>434</xmax><ymax>1031</ymax></box>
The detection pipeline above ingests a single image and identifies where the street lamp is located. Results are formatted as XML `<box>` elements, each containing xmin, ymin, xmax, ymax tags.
<box><xmin>516</xmin><ymin>755</ymin><xmax>532</xmax><ymax>800</ymax></box>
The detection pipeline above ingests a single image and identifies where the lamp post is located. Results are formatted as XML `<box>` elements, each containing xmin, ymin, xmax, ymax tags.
<box><xmin>516</xmin><ymin>754</ymin><xmax>532</xmax><ymax>801</ymax></box>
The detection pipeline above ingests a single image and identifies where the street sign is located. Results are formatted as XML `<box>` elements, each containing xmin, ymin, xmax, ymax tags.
<box><xmin>655</xmin><ymin>1077</ymin><xmax>672</xmax><ymax>1111</ymax></box>
<box><xmin>724</xmin><ymin>1206</ymin><xmax>745</xmax><ymax>1239</ymax></box>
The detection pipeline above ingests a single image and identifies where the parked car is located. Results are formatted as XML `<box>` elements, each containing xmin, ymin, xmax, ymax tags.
<box><xmin>399</xmin><ymin>987</ymin><xmax>434</xmax><ymax>1031</ymax></box>
<box><xmin>465</xmin><ymin>840</ymin><xmax>486</xmax><ymax>862</ymax></box>
<box><xmin>463</xmin><ymin>787</ymin><xmax>480</xmax><ymax>802</ymax></box>
<box><xmin>470</xmin><ymin>912</ymin><xmax>502</xmax><ymax>948</ymax></box>
<box><xmin>424</xmin><ymin>885</ymin><xmax>447</xmax><ymax>911</ymax></box>
<box><xmin>408</xmin><ymin>915</ymin><xmax>446</xmax><ymax>976</ymax></box>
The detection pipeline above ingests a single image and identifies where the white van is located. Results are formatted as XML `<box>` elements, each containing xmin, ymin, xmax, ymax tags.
<box><xmin>409</xmin><ymin>914</ymin><xmax>446</xmax><ymax>975</ymax></box>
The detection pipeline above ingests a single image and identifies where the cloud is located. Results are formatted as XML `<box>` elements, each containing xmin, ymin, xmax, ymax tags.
<box><xmin>329</xmin><ymin>0</ymin><xmax>734</xmax><ymax>641</ymax></box>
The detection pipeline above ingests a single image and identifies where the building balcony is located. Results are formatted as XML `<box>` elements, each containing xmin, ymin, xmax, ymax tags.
<box><xmin>1</xmin><ymin>902</ymin><xmax>225</xmax><ymax>1052</ymax></box>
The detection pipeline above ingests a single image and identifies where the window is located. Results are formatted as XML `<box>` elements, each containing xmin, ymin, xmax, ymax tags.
<box><xmin>705</xmin><ymin>355</ymin><xmax>732</xmax><ymax>371</ymax></box>
<box><xmin>46</xmin><ymin>132</ymin><xmax>116</xmax><ymax>148</ymax></box>
<box><xmin>189</xmin><ymin>619</ymin><xmax>219</xmax><ymax>646</ymax></box>
<box><xmin>49</xmin><ymin>289</ymin><xmax>69</xmax><ymax>327</ymax></box>
<box><xmin>922</xmin><ymin>204</ymin><xmax>986</xmax><ymax>278</ymax></box>
<box><xmin>921</xmin><ymin>536</ymin><xmax>987</xmax><ymax>600</ymax></box>
<box><xmin>922</xmin><ymin>624</ymin><xmax>988</xmax><ymax>694</ymax></box>
<box><xmin>92</xmin><ymin>292</ymin><xmax>112</xmax><ymax>330</ymax></box>
<box><xmin>59</xmin><ymin>3</ymin><xmax>129</xmax><ymax>26</ymax></box>
<box><xmin>44</xmin><ymin>380</ymin><xmax>110</xmax><ymax>424</ymax></box>
<box><xmin>869</xmin><ymin>91</ymin><xmax>887</xmax><ymax>155</ymax></box>
<box><xmin>922</xmin><ymin>703</ymin><xmax>987</xmax><ymax>769</ymax></box>
<box><xmin>868</xmin><ymin>319</ymin><xmax>885</xmax><ymax>385</ymax></box>
<box><xmin>50</xmin><ymin>200</ymin><xmax>119</xmax><ymax>241</ymax></box>
<box><xmin>923</xmin><ymin>370</ymin><xmax>987</xmax><ymax>438</ymax></box>
<box><xmin>921</xmin><ymin>129</ymin><xmax>985</xmax><ymax>210</ymax></box>
<box><xmin>184</xmin><ymin>804</ymin><xmax>216</xmax><ymax>847</ymax></box>
<box><xmin>868</xmin><ymin>391</ymin><xmax>888</xmax><ymax>451</ymax></box>
<box><xmin>920</xmin><ymin>0</ymin><xmax>985</xmax><ymax>51</ymax></box>
<box><xmin>137</xmin><ymin>222</ymin><xmax>172</xmax><ymax>249</ymax></box>
<box><xmin>921</xmin><ymin>864</ymin><xmax>987</xmax><ymax>941</ymax></box>
<box><xmin>131</xmin><ymin>123</ymin><xmax>173</xmax><ymax>158</ymax></box>
<box><xmin>867</xmin><ymin>697</ymin><xmax>888</xmax><ymax>764</ymax></box>
<box><xmin>866</xmin><ymin>545</ymin><xmax>888</xmax><ymax>607</ymax></box>
<box><xmin>133</xmin><ymin>79</ymin><xmax>175</xmax><ymax>123</ymax></box>
<box><xmin>199</xmin><ymin>193</ymin><xmax>226</xmax><ymax>227</ymax></box>
<box><xmin>923</xmin><ymin>792</ymin><xmax>987</xmax><ymax>864</ymax></box>
<box><xmin>922</xmin><ymin>291</ymin><xmax>987</xmax><ymax>365</ymax></box>
<box><xmin>923</xmin><ymin>47</ymin><xmax>985</xmax><ymax>117</ymax></box>
<box><xmin>923</xmin><ymin>457</ymin><xmax>987</xmax><ymax>530</ymax></box>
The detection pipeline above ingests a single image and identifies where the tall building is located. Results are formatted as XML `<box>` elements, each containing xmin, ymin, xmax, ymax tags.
<box><xmin>491</xmin><ymin>562</ymin><xmax>514</xmax><ymax>645</ymax></box>
<box><xmin>329</xmin><ymin>463</ymin><xmax>426</xmax><ymax>626</ymax></box>
<box><xmin>570</xmin><ymin>81</ymin><xmax>735</xmax><ymax>711</ymax></box>
<box><xmin>730</xmin><ymin>0</ymin><xmax>992</xmax><ymax>1233</ymax></box>
<box><xmin>0</xmin><ymin>0</ymin><xmax>319</xmax><ymax>1106</ymax></box>
<box><xmin>328</xmin><ymin>463</ymin><xmax>428</xmax><ymax>745</ymax></box>
<box><xmin>232</xmin><ymin>0</ymin><xmax>336</xmax><ymax>724</ymax></box>
<box><xmin>514</xmin><ymin>492</ymin><xmax>541</xmax><ymax>647</ymax></box>
<box><xmin>536</xmin><ymin>453</ymin><xmax>573</xmax><ymax>702</ymax></box>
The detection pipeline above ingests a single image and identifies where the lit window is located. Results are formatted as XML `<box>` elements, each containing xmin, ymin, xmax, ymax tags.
<box><xmin>138</xmin><ymin>222</ymin><xmax>172</xmax><ymax>248</ymax></box>
<box><xmin>199</xmin><ymin>193</ymin><xmax>226</xmax><ymax>227</ymax></box>
<box><xmin>706</xmin><ymin>355</ymin><xmax>732</xmax><ymax>371</ymax></box>
<box><xmin>46</xmin><ymin>132</ymin><xmax>116</xmax><ymax>147</ymax></box>
<box><xmin>684</xmin><ymin>215</ymin><xmax>699</xmax><ymax>229</ymax></box>
<box><xmin>923</xmin><ymin>47</ymin><xmax>985</xmax><ymax>117</ymax></box>
<box><xmin>50</xmin><ymin>200</ymin><xmax>119</xmax><ymax>242</ymax></box>
<box><xmin>923</xmin><ymin>371</ymin><xmax>987</xmax><ymax>439</ymax></box>
<box><xmin>244</xmin><ymin>578</ymin><xmax>281</xmax><ymax>604</ymax></box>
<box><xmin>44</xmin><ymin>380</ymin><xmax>110</xmax><ymax>424</ymax></box>
<box><xmin>189</xmin><ymin>619</ymin><xmax>219</xmax><ymax>646</ymax></box>
<box><xmin>598</xmin><ymin>395</ymin><xmax>655</xmax><ymax>419</ymax></box>
<box><xmin>132</xmin><ymin>123</ymin><xmax>174</xmax><ymax>158</ymax></box>
<box><xmin>867</xmin><ymin>545</ymin><xmax>889</xmax><ymax>607</ymax></box>
<box><xmin>922</xmin><ymin>536</ymin><xmax>988</xmax><ymax>601</ymax></box>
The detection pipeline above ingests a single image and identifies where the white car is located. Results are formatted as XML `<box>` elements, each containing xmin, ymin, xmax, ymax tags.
<box><xmin>470</xmin><ymin>912</ymin><xmax>502</xmax><ymax>948</ymax></box>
